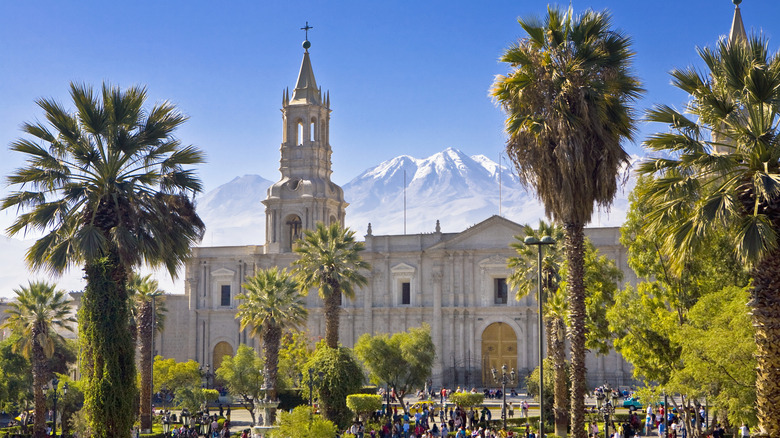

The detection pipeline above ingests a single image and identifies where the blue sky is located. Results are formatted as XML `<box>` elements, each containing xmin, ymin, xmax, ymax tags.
<box><xmin>0</xmin><ymin>1</ymin><xmax>779</xmax><ymax>297</ymax></box>
<box><xmin>2</xmin><ymin>0</ymin><xmax>779</xmax><ymax>192</ymax></box>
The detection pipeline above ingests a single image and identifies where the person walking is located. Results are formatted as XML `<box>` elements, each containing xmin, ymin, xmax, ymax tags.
<box><xmin>740</xmin><ymin>423</ymin><xmax>750</xmax><ymax>438</ymax></box>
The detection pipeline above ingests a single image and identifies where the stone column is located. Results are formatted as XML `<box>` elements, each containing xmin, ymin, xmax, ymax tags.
<box><xmin>432</xmin><ymin>270</ymin><xmax>443</xmax><ymax>385</ymax></box>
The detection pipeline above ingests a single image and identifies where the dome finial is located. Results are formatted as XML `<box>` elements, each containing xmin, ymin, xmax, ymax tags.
<box><xmin>301</xmin><ymin>21</ymin><xmax>313</xmax><ymax>52</ymax></box>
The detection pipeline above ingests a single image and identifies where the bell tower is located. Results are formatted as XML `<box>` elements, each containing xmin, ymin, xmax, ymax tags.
<box><xmin>263</xmin><ymin>33</ymin><xmax>347</xmax><ymax>253</ymax></box>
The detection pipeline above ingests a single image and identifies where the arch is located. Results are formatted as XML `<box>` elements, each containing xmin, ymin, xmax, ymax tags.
<box><xmin>283</xmin><ymin>214</ymin><xmax>302</xmax><ymax>252</ymax></box>
<box><xmin>310</xmin><ymin>117</ymin><xmax>317</xmax><ymax>141</ymax></box>
<box><xmin>296</xmin><ymin>120</ymin><xmax>304</xmax><ymax>146</ymax></box>
<box><xmin>329</xmin><ymin>215</ymin><xmax>337</xmax><ymax>225</ymax></box>
<box><xmin>481</xmin><ymin>322</ymin><xmax>518</xmax><ymax>386</ymax></box>
<box><xmin>212</xmin><ymin>341</ymin><xmax>234</xmax><ymax>383</ymax></box>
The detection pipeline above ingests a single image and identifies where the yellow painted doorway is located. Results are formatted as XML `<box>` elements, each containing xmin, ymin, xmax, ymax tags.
<box><xmin>481</xmin><ymin>322</ymin><xmax>517</xmax><ymax>386</ymax></box>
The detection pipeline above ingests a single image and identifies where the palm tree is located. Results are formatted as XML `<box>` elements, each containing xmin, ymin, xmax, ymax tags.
<box><xmin>236</xmin><ymin>268</ymin><xmax>307</xmax><ymax>408</ymax></box>
<box><xmin>508</xmin><ymin>221</ymin><xmax>568</xmax><ymax>435</ymax></box>
<box><xmin>1</xmin><ymin>281</ymin><xmax>75</xmax><ymax>438</ymax></box>
<box><xmin>2</xmin><ymin>82</ymin><xmax>205</xmax><ymax>436</ymax></box>
<box><xmin>492</xmin><ymin>7</ymin><xmax>642</xmax><ymax>436</ymax></box>
<box><xmin>128</xmin><ymin>273</ymin><xmax>166</xmax><ymax>431</ymax></box>
<box><xmin>292</xmin><ymin>222</ymin><xmax>370</xmax><ymax>348</ymax></box>
<box><xmin>637</xmin><ymin>35</ymin><xmax>780</xmax><ymax>437</ymax></box>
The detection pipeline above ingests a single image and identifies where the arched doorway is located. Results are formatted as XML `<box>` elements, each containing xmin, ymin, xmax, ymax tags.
<box><xmin>212</xmin><ymin>342</ymin><xmax>234</xmax><ymax>378</ymax></box>
<box><xmin>481</xmin><ymin>322</ymin><xmax>517</xmax><ymax>386</ymax></box>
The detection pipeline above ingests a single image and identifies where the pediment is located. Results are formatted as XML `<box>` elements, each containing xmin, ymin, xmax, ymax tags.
<box><xmin>391</xmin><ymin>263</ymin><xmax>416</xmax><ymax>274</ymax></box>
<box><xmin>211</xmin><ymin>268</ymin><xmax>236</xmax><ymax>277</ymax></box>
<box><xmin>428</xmin><ymin>215</ymin><xmax>525</xmax><ymax>251</ymax></box>
<box><xmin>479</xmin><ymin>255</ymin><xmax>508</xmax><ymax>268</ymax></box>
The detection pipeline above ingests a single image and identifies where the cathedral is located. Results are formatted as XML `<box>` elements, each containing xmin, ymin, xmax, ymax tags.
<box><xmin>153</xmin><ymin>38</ymin><xmax>638</xmax><ymax>389</ymax></box>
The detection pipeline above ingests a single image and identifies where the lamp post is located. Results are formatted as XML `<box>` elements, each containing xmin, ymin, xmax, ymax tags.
<box><xmin>48</xmin><ymin>378</ymin><xmax>67</xmax><ymax>438</ymax></box>
<box><xmin>492</xmin><ymin>364</ymin><xmax>516</xmax><ymax>430</ymax></box>
<box><xmin>524</xmin><ymin>235</ymin><xmax>555</xmax><ymax>438</ymax></box>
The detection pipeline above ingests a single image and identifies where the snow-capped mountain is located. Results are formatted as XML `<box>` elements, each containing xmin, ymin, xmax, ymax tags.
<box><xmin>196</xmin><ymin>174</ymin><xmax>272</xmax><ymax>246</ymax></box>
<box><xmin>194</xmin><ymin>147</ymin><xmax>634</xmax><ymax>242</ymax></box>
<box><xmin>0</xmin><ymin>148</ymin><xmax>634</xmax><ymax>298</ymax></box>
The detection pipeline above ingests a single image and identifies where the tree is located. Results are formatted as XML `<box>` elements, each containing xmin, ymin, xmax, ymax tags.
<box><xmin>673</xmin><ymin>286</ymin><xmax>756</xmax><ymax>429</ymax></box>
<box><xmin>153</xmin><ymin>357</ymin><xmax>202</xmax><ymax>398</ymax></box>
<box><xmin>270</xmin><ymin>406</ymin><xmax>337</xmax><ymax>438</ymax></box>
<box><xmin>354</xmin><ymin>324</ymin><xmax>435</xmax><ymax>414</ymax></box>
<box><xmin>508</xmin><ymin>222</ymin><xmax>567</xmax><ymax>435</ymax></box>
<box><xmin>1</xmin><ymin>281</ymin><xmax>75</xmax><ymax>438</ymax></box>
<box><xmin>507</xmin><ymin>221</ymin><xmax>622</xmax><ymax>436</ymax></box>
<box><xmin>305</xmin><ymin>342</ymin><xmax>364</xmax><ymax>427</ymax></box>
<box><xmin>2</xmin><ymin>82</ymin><xmax>205</xmax><ymax>436</ymax></box>
<box><xmin>128</xmin><ymin>273</ymin><xmax>166</xmax><ymax>431</ymax></box>
<box><xmin>236</xmin><ymin>268</ymin><xmax>308</xmax><ymax>407</ymax></box>
<box><xmin>346</xmin><ymin>394</ymin><xmax>382</xmax><ymax>422</ymax></box>
<box><xmin>492</xmin><ymin>8</ymin><xmax>643</xmax><ymax>437</ymax></box>
<box><xmin>215</xmin><ymin>345</ymin><xmax>265</xmax><ymax>425</ymax></box>
<box><xmin>277</xmin><ymin>331</ymin><xmax>314</xmax><ymax>390</ymax></box>
<box><xmin>636</xmin><ymin>35</ymin><xmax>780</xmax><ymax>435</ymax></box>
<box><xmin>293</xmin><ymin>222</ymin><xmax>370</xmax><ymax>348</ymax></box>
<box><xmin>526</xmin><ymin>358</ymin><xmax>571</xmax><ymax>428</ymax></box>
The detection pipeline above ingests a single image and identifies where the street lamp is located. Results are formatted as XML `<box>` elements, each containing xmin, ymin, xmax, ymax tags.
<box><xmin>491</xmin><ymin>364</ymin><xmax>516</xmax><ymax>430</ymax></box>
<box><xmin>48</xmin><ymin>378</ymin><xmax>68</xmax><ymax>438</ymax></box>
<box><xmin>303</xmin><ymin>368</ymin><xmax>324</xmax><ymax>407</ymax></box>
<box><xmin>524</xmin><ymin>235</ymin><xmax>555</xmax><ymax>438</ymax></box>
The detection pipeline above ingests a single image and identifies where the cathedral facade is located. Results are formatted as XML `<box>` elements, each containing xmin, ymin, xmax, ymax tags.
<box><xmin>155</xmin><ymin>42</ymin><xmax>638</xmax><ymax>389</ymax></box>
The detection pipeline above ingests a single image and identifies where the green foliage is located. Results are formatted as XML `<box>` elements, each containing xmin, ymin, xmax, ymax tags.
<box><xmin>448</xmin><ymin>392</ymin><xmax>484</xmax><ymax>408</ymax></box>
<box><xmin>672</xmin><ymin>286</ymin><xmax>756</xmax><ymax>427</ymax></box>
<box><xmin>306</xmin><ymin>343</ymin><xmax>364</xmax><ymax>427</ymax></box>
<box><xmin>293</xmin><ymin>222</ymin><xmax>371</xmax><ymax>348</ymax></box>
<box><xmin>277</xmin><ymin>331</ymin><xmax>314</xmax><ymax>389</ymax></box>
<box><xmin>154</xmin><ymin>357</ymin><xmax>202</xmax><ymax>393</ymax></box>
<box><xmin>0</xmin><ymin>335</ymin><xmax>32</xmax><ymax>410</ymax></box>
<box><xmin>236</xmin><ymin>267</ymin><xmax>308</xmax><ymax>402</ymax></box>
<box><xmin>526</xmin><ymin>359</ymin><xmax>570</xmax><ymax>425</ymax></box>
<box><xmin>270</xmin><ymin>406</ymin><xmax>337</xmax><ymax>438</ymax></box>
<box><xmin>174</xmin><ymin>387</ymin><xmax>219</xmax><ymax>414</ymax></box>
<box><xmin>80</xmin><ymin>257</ymin><xmax>137</xmax><ymax>437</ymax></box>
<box><xmin>346</xmin><ymin>394</ymin><xmax>382</xmax><ymax>421</ymax></box>
<box><xmin>354</xmin><ymin>324</ymin><xmax>435</xmax><ymax>412</ymax></box>
<box><xmin>215</xmin><ymin>344</ymin><xmax>264</xmax><ymax>424</ymax></box>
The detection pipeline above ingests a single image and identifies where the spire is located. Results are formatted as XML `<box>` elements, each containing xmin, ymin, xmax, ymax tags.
<box><xmin>729</xmin><ymin>0</ymin><xmax>747</xmax><ymax>45</ymax></box>
<box><xmin>290</xmin><ymin>22</ymin><xmax>321</xmax><ymax>105</ymax></box>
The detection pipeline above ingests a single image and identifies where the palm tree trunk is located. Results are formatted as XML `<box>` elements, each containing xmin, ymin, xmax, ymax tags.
<box><xmin>564</xmin><ymin>222</ymin><xmax>587</xmax><ymax>438</ymax></box>
<box><xmin>751</xmin><ymin>249</ymin><xmax>780</xmax><ymax>438</ymax></box>
<box><xmin>263</xmin><ymin>324</ymin><xmax>281</xmax><ymax>424</ymax></box>
<box><xmin>324</xmin><ymin>287</ymin><xmax>342</xmax><ymax>348</ymax></box>
<box><xmin>138</xmin><ymin>300</ymin><xmax>154</xmax><ymax>432</ymax></box>
<box><xmin>551</xmin><ymin>316</ymin><xmax>568</xmax><ymax>437</ymax></box>
<box><xmin>31</xmin><ymin>326</ymin><xmax>47</xmax><ymax>438</ymax></box>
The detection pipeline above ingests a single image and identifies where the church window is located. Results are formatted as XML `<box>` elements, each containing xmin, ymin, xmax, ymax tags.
<box><xmin>297</xmin><ymin>121</ymin><xmax>304</xmax><ymax>146</ymax></box>
<box><xmin>494</xmin><ymin>278</ymin><xmax>508</xmax><ymax>305</ymax></box>
<box><xmin>401</xmin><ymin>282</ymin><xmax>411</xmax><ymax>305</ymax></box>
<box><xmin>287</xmin><ymin>215</ymin><xmax>302</xmax><ymax>247</ymax></box>
<box><xmin>310</xmin><ymin>118</ymin><xmax>316</xmax><ymax>141</ymax></box>
<box><xmin>221</xmin><ymin>285</ymin><xmax>231</xmax><ymax>307</ymax></box>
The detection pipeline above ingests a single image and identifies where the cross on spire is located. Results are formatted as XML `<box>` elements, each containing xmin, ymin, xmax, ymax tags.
<box><xmin>301</xmin><ymin>22</ymin><xmax>313</xmax><ymax>40</ymax></box>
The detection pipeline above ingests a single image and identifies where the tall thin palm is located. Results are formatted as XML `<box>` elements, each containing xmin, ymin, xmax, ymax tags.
<box><xmin>493</xmin><ymin>7</ymin><xmax>642</xmax><ymax>436</ymax></box>
<box><xmin>292</xmin><ymin>222</ymin><xmax>370</xmax><ymax>348</ymax></box>
<box><xmin>638</xmin><ymin>35</ymin><xmax>780</xmax><ymax>437</ymax></box>
<box><xmin>236</xmin><ymin>268</ymin><xmax>308</xmax><ymax>403</ymax></box>
<box><xmin>508</xmin><ymin>221</ymin><xmax>567</xmax><ymax>435</ymax></box>
<box><xmin>128</xmin><ymin>273</ymin><xmax>166</xmax><ymax>431</ymax></box>
<box><xmin>1</xmin><ymin>281</ymin><xmax>75</xmax><ymax>438</ymax></box>
<box><xmin>2</xmin><ymin>82</ymin><xmax>205</xmax><ymax>436</ymax></box>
